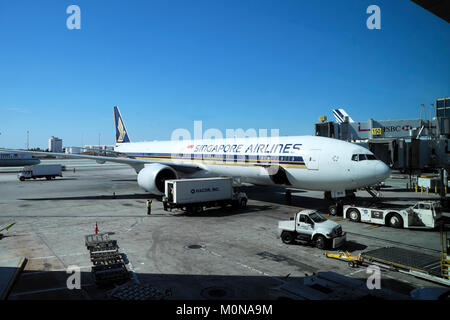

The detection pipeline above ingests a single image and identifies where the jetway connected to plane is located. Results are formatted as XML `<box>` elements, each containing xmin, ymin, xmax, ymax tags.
<box><xmin>316</xmin><ymin>97</ymin><xmax>450</xmax><ymax>173</ymax></box>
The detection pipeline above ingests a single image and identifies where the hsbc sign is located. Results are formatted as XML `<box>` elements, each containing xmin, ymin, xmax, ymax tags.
<box><xmin>382</xmin><ymin>126</ymin><xmax>410</xmax><ymax>133</ymax></box>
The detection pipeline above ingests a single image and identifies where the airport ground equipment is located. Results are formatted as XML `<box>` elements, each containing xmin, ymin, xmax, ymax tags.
<box><xmin>85</xmin><ymin>233</ymin><xmax>130</xmax><ymax>287</ymax></box>
<box><xmin>325</xmin><ymin>251</ymin><xmax>363</xmax><ymax>268</ymax></box>
<box><xmin>164</xmin><ymin>177</ymin><xmax>248</xmax><ymax>213</ymax></box>
<box><xmin>0</xmin><ymin>222</ymin><xmax>15</xmax><ymax>240</ymax></box>
<box><xmin>343</xmin><ymin>200</ymin><xmax>442</xmax><ymax>229</ymax></box>
<box><xmin>107</xmin><ymin>281</ymin><xmax>171</xmax><ymax>300</ymax></box>
<box><xmin>278</xmin><ymin>209</ymin><xmax>346</xmax><ymax>249</ymax></box>
<box><xmin>361</xmin><ymin>246</ymin><xmax>450</xmax><ymax>287</ymax></box>
<box><xmin>324</xmin><ymin>225</ymin><xmax>450</xmax><ymax>287</ymax></box>
<box><xmin>17</xmin><ymin>164</ymin><xmax>62</xmax><ymax>181</ymax></box>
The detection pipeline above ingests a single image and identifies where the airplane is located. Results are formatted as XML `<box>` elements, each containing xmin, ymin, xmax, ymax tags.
<box><xmin>0</xmin><ymin>152</ymin><xmax>40</xmax><ymax>167</ymax></box>
<box><xmin>0</xmin><ymin>106</ymin><xmax>390</xmax><ymax>213</ymax></box>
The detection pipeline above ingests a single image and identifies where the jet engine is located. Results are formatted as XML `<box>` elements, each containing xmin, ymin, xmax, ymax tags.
<box><xmin>137</xmin><ymin>163</ymin><xmax>177</xmax><ymax>194</ymax></box>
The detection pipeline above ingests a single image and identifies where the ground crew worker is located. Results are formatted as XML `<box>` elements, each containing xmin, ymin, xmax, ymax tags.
<box><xmin>146</xmin><ymin>200</ymin><xmax>152</xmax><ymax>215</ymax></box>
<box><xmin>94</xmin><ymin>222</ymin><xmax>99</xmax><ymax>234</ymax></box>
<box><xmin>285</xmin><ymin>190</ymin><xmax>292</xmax><ymax>204</ymax></box>
<box><xmin>162</xmin><ymin>195</ymin><xmax>168</xmax><ymax>211</ymax></box>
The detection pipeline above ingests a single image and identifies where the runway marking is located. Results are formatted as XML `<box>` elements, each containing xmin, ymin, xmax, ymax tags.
<box><xmin>346</xmin><ymin>268</ymin><xmax>366</xmax><ymax>276</ymax></box>
<box><xmin>367</xmin><ymin>225</ymin><xmax>381</xmax><ymax>229</ymax></box>
<box><xmin>9</xmin><ymin>283</ymin><xmax>94</xmax><ymax>297</ymax></box>
<box><xmin>200</xmin><ymin>247</ymin><xmax>273</xmax><ymax>278</ymax></box>
<box><xmin>28</xmin><ymin>252</ymin><xmax>88</xmax><ymax>260</ymax></box>
<box><xmin>21</xmin><ymin>265</ymin><xmax>92</xmax><ymax>276</ymax></box>
<box><xmin>125</xmin><ymin>217</ymin><xmax>146</xmax><ymax>233</ymax></box>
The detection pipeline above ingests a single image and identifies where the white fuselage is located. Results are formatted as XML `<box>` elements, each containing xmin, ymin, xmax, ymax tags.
<box><xmin>0</xmin><ymin>152</ymin><xmax>40</xmax><ymax>167</ymax></box>
<box><xmin>114</xmin><ymin>135</ymin><xmax>390</xmax><ymax>192</ymax></box>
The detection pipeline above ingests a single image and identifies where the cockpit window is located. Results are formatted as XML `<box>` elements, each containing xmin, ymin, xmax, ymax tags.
<box><xmin>352</xmin><ymin>154</ymin><xmax>377</xmax><ymax>161</ymax></box>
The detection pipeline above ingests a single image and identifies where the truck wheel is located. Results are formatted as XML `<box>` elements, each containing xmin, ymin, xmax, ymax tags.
<box><xmin>240</xmin><ymin>199</ymin><xmax>247</xmax><ymax>209</ymax></box>
<box><xmin>329</xmin><ymin>203</ymin><xmax>343</xmax><ymax>216</ymax></box>
<box><xmin>329</xmin><ymin>204</ymin><xmax>338</xmax><ymax>216</ymax></box>
<box><xmin>46</xmin><ymin>176</ymin><xmax>51</xmax><ymax>180</ymax></box>
<box><xmin>348</xmin><ymin>208</ymin><xmax>361</xmax><ymax>222</ymax></box>
<box><xmin>387</xmin><ymin>213</ymin><xmax>403</xmax><ymax>228</ymax></box>
<box><xmin>281</xmin><ymin>232</ymin><xmax>295</xmax><ymax>244</ymax></box>
<box><xmin>19</xmin><ymin>177</ymin><xmax>25</xmax><ymax>181</ymax></box>
<box><xmin>314</xmin><ymin>235</ymin><xmax>327</xmax><ymax>250</ymax></box>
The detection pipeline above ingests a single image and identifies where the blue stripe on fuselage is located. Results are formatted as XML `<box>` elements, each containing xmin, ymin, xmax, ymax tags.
<box><xmin>119</xmin><ymin>152</ymin><xmax>304</xmax><ymax>165</ymax></box>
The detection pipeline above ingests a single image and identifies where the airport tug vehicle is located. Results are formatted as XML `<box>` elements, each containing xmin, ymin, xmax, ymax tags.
<box><xmin>278</xmin><ymin>210</ymin><xmax>346</xmax><ymax>249</ymax></box>
<box><xmin>343</xmin><ymin>201</ymin><xmax>442</xmax><ymax>229</ymax></box>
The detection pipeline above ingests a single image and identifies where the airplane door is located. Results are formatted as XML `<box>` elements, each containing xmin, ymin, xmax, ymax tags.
<box><xmin>305</xmin><ymin>149</ymin><xmax>320</xmax><ymax>170</ymax></box>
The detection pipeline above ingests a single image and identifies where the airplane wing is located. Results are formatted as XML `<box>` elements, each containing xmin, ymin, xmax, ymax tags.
<box><xmin>0</xmin><ymin>222</ymin><xmax>15</xmax><ymax>233</ymax></box>
<box><xmin>0</xmin><ymin>149</ymin><xmax>203</xmax><ymax>173</ymax></box>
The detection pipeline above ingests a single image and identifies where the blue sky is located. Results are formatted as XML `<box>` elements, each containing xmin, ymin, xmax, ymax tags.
<box><xmin>0</xmin><ymin>0</ymin><xmax>449</xmax><ymax>149</ymax></box>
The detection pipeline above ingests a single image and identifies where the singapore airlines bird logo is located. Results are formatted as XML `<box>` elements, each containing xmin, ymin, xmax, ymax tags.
<box><xmin>117</xmin><ymin>117</ymin><xmax>126</xmax><ymax>143</ymax></box>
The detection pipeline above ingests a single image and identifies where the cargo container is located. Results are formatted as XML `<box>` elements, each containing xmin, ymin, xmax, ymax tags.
<box><xmin>164</xmin><ymin>177</ymin><xmax>247</xmax><ymax>213</ymax></box>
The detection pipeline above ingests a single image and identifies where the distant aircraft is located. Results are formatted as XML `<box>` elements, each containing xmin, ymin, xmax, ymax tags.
<box><xmin>332</xmin><ymin>108</ymin><xmax>354</xmax><ymax>124</ymax></box>
<box><xmin>0</xmin><ymin>152</ymin><xmax>40</xmax><ymax>167</ymax></box>
<box><xmin>0</xmin><ymin>106</ymin><xmax>390</xmax><ymax>212</ymax></box>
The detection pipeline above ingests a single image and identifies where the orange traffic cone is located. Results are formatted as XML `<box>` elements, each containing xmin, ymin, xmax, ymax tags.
<box><xmin>94</xmin><ymin>222</ymin><xmax>99</xmax><ymax>234</ymax></box>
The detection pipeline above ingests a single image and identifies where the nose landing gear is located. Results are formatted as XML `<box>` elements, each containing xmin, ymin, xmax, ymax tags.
<box><xmin>325</xmin><ymin>190</ymin><xmax>356</xmax><ymax>216</ymax></box>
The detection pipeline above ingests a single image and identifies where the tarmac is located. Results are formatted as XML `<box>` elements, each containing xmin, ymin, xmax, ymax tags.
<box><xmin>0</xmin><ymin>159</ymin><xmax>449</xmax><ymax>300</ymax></box>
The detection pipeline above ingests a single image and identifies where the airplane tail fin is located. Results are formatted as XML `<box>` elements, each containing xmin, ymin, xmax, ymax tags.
<box><xmin>332</xmin><ymin>108</ymin><xmax>354</xmax><ymax>124</ymax></box>
<box><xmin>114</xmin><ymin>106</ymin><xmax>131</xmax><ymax>144</ymax></box>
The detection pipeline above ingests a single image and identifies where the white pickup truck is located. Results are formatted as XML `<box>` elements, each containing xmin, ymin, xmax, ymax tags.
<box><xmin>343</xmin><ymin>201</ymin><xmax>442</xmax><ymax>229</ymax></box>
<box><xmin>278</xmin><ymin>210</ymin><xmax>347</xmax><ymax>249</ymax></box>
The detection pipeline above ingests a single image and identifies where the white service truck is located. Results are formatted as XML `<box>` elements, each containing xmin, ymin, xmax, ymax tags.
<box><xmin>343</xmin><ymin>201</ymin><xmax>442</xmax><ymax>229</ymax></box>
<box><xmin>18</xmin><ymin>164</ymin><xmax>62</xmax><ymax>181</ymax></box>
<box><xmin>278</xmin><ymin>209</ymin><xmax>346</xmax><ymax>249</ymax></box>
<box><xmin>164</xmin><ymin>177</ymin><xmax>248</xmax><ymax>213</ymax></box>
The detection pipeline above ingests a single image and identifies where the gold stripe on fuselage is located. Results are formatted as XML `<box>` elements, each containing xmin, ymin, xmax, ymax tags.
<box><xmin>130</xmin><ymin>156</ymin><xmax>307</xmax><ymax>169</ymax></box>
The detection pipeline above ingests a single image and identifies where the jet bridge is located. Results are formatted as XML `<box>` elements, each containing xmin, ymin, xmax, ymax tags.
<box><xmin>315</xmin><ymin>97</ymin><xmax>450</xmax><ymax>173</ymax></box>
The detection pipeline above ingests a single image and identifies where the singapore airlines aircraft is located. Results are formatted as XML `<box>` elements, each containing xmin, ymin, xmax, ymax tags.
<box><xmin>0</xmin><ymin>107</ymin><xmax>390</xmax><ymax>205</ymax></box>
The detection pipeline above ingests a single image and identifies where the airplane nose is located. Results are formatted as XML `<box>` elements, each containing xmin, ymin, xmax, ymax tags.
<box><xmin>376</xmin><ymin>161</ymin><xmax>391</xmax><ymax>180</ymax></box>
